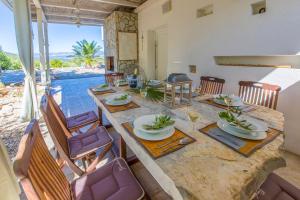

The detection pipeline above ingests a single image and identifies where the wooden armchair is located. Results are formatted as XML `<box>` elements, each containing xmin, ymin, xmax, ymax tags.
<box><xmin>13</xmin><ymin>120</ymin><xmax>144</xmax><ymax>200</ymax></box>
<box><xmin>48</xmin><ymin>94</ymin><xmax>99</xmax><ymax>133</ymax></box>
<box><xmin>105</xmin><ymin>72</ymin><xmax>124</xmax><ymax>86</ymax></box>
<box><xmin>200</xmin><ymin>76</ymin><xmax>225</xmax><ymax>95</ymax></box>
<box><xmin>40</xmin><ymin>95</ymin><xmax>113</xmax><ymax>175</ymax></box>
<box><xmin>238</xmin><ymin>81</ymin><xmax>281</xmax><ymax>110</ymax></box>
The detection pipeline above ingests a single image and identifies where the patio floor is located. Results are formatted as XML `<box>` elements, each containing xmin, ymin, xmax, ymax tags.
<box><xmin>51</xmin><ymin>76</ymin><xmax>104</xmax><ymax>117</ymax></box>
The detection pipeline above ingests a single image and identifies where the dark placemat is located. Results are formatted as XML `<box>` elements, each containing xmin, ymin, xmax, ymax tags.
<box><xmin>122</xmin><ymin>122</ymin><xmax>196</xmax><ymax>159</ymax></box>
<box><xmin>199</xmin><ymin>99</ymin><xmax>256</xmax><ymax>112</ymax></box>
<box><xmin>200</xmin><ymin>123</ymin><xmax>282</xmax><ymax>157</ymax></box>
<box><xmin>89</xmin><ymin>88</ymin><xmax>116</xmax><ymax>95</ymax></box>
<box><xmin>100</xmin><ymin>100</ymin><xmax>140</xmax><ymax>113</ymax></box>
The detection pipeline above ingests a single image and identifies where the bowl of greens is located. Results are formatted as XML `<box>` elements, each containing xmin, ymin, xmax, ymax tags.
<box><xmin>93</xmin><ymin>84</ymin><xmax>110</xmax><ymax>92</ymax></box>
<box><xmin>115</xmin><ymin>79</ymin><xmax>128</xmax><ymax>87</ymax></box>
<box><xmin>218</xmin><ymin>111</ymin><xmax>268</xmax><ymax>135</ymax></box>
<box><xmin>213</xmin><ymin>94</ymin><xmax>244</xmax><ymax>107</ymax></box>
<box><xmin>134</xmin><ymin>115</ymin><xmax>175</xmax><ymax>134</ymax></box>
<box><xmin>105</xmin><ymin>93</ymin><xmax>132</xmax><ymax>106</ymax></box>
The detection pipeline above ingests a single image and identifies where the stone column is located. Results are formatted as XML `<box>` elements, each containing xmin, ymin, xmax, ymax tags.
<box><xmin>36</xmin><ymin>8</ymin><xmax>46</xmax><ymax>85</ymax></box>
<box><xmin>44</xmin><ymin>22</ymin><xmax>50</xmax><ymax>83</ymax></box>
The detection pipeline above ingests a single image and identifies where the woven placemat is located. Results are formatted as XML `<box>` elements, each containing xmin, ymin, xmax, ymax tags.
<box><xmin>200</xmin><ymin>123</ymin><xmax>282</xmax><ymax>157</ymax></box>
<box><xmin>100</xmin><ymin>100</ymin><xmax>140</xmax><ymax>113</ymax></box>
<box><xmin>89</xmin><ymin>88</ymin><xmax>116</xmax><ymax>95</ymax></box>
<box><xmin>122</xmin><ymin>122</ymin><xmax>196</xmax><ymax>159</ymax></box>
<box><xmin>199</xmin><ymin>99</ymin><xmax>256</xmax><ymax>112</ymax></box>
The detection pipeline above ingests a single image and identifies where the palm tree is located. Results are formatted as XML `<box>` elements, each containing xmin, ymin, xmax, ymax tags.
<box><xmin>72</xmin><ymin>40</ymin><xmax>101</xmax><ymax>68</ymax></box>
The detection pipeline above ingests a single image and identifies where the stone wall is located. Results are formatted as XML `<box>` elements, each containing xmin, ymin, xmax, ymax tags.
<box><xmin>104</xmin><ymin>11</ymin><xmax>138</xmax><ymax>74</ymax></box>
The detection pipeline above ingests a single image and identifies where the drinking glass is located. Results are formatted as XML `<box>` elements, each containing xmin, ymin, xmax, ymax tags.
<box><xmin>186</xmin><ymin>107</ymin><xmax>201</xmax><ymax>131</ymax></box>
<box><xmin>140</xmin><ymin>87</ymin><xmax>148</xmax><ymax>104</ymax></box>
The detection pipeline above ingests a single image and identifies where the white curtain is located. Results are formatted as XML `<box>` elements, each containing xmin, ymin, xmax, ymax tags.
<box><xmin>0</xmin><ymin>139</ymin><xmax>20</xmax><ymax>200</ymax></box>
<box><xmin>13</xmin><ymin>0</ymin><xmax>39</xmax><ymax>121</ymax></box>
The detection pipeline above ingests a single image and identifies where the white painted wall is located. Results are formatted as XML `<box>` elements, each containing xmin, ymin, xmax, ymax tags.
<box><xmin>137</xmin><ymin>0</ymin><xmax>300</xmax><ymax>155</ymax></box>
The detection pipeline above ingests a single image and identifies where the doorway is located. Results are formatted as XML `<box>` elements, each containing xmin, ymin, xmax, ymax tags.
<box><xmin>154</xmin><ymin>26</ymin><xmax>168</xmax><ymax>80</ymax></box>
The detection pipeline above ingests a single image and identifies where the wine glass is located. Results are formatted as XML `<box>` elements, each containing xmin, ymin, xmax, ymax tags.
<box><xmin>186</xmin><ymin>107</ymin><xmax>201</xmax><ymax>131</ymax></box>
<box><xmin>140</xmin><ymin>87</ymin><xmax>148</xmax><ymax>104</ymax></box>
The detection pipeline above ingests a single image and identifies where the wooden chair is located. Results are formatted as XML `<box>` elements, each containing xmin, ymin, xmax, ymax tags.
<box><xmin>255</xmin><ymin>173</ymin><xmax>300</xmax><ymax>200</ymax></box>
<box><xmin>13</xmin><ymin>120</ymin><xmax>145</xmax><ymax>200</ymax></box>
<box><xmin>199</xmin><ymin>76</ymin><xmax>225</xmax><ymax>95</ymax></box>
<box><xmin>48</xmin><ymin>94</ymin><xmax>99</xmax><ymax>133</ymax></box>
<box><xmin>238</xmin><ymin>81</ymin><xmax>281</xmax><ymax>110</ymax></box>
<box><xmin>40</xmin><ymin>95</ymin><xmax>113</xmax><ymax>175</ymax></box>
<box><xmin>105</xmin><ymin>72</ymin><xmax>124</xmax><ymax>86</ymax></box>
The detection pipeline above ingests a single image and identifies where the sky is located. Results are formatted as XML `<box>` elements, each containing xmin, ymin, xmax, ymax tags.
<box><xmin>0</xmin><ymin>2</ymin><xmax>103</xmax><ymax>54</ymax></box>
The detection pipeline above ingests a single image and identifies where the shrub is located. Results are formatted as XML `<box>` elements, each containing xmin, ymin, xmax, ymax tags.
<box><xmin>50</xmin><ymin>59</ymin><xmax>63</xmax><ymax>68</ymax></box>
<box><xmin>11</xmin><ymin>59</ymin><xmax>22</xmax><ymax>70</ymax></box>
<box><xmin>0</xmin><ymin>51</ymin><xmax>13</xmax><ymax>70</ymax></box>
<box><xmin>34</xmin><ymin>60</ymin><xmax>40</xmax><ymax>69</ymax></box>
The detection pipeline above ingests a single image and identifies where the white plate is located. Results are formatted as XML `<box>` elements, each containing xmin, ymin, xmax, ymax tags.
<box><xmin>148</xmin><ymin>80</ymin><xmax>161</xmax><ymax>86</ymax></box>
<box><xmin>134</xmin><ymin>115</ymin><xmax>174</xmax><ymax>134</ymax></box>
<box><xmin>217</xmin><ymin>120</ymin><xmax>267</xmax><ymax>140</ymax></box>
<box><xmin>220</xmin><ymin>115</ymin><xmax>268</xmax><ymax>134</ymax></box>
<box><xmin>92</xmin><ymin>87</ymin><xmax>110</xmax><ymax>92</ymax></box>
<box><xmin>115</xmin><ymin>79</ymin><xmax>128</xmax><ymax>86</ymax></box>
<box><xmin>133</xmin><ymin>127</ymin><xmax>175</xmax><ymax>141</ymax></box>
<box><xmin>213</xmin><ymin>94</ymin><xmax>244</xmax><ymax>107</ymax></box>
<box><xmin>105</xmin><ymin>93</ymin><xmax>132</xmax><ymax>106</ymax></box>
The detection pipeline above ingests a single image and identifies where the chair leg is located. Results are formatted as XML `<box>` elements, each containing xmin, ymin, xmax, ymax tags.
<box><xmin>119</xmin><ymin>137</ymin><xmax>127</xmax><ymax>159</ymax></box>
<box><xmin>98</xmin><ymin>107</ymin><xmax>103</xmax><ymax>126</ymax></box>
<box><xmin>82</xmin><ymin>158</ymin><xmax>87</xmax><ymax>170</ymax></box>
<box><xmin>86</xmin><ymin>143</ymin><xmax>113</xmax><ymax>173</ymax></box>
<box><xmin>56</xmin><ymin>154</ymin><xmax>65</xmax><ymax>168</ymax></box>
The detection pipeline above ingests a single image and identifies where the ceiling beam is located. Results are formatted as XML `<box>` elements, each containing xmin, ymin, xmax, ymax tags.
<box><xmin>36</xmin><ymin>2</ymin><xmax>111</xmax><ymax>14</ymax></box>
<box><xmin>41</xmin><ymin>13</ymin><xmax>105</xmax><ymax>21</ymax></box>
<box><xmin>0</xmin><ymin>0</ymin><xmax>12</xmax><ymax>10</ymax></box>
<box><xmin>32</xmin><ymin>18</ymin><xmax>103</xmax><ymax>26</ymax></box>
<box><xmin>32</xmin><ymin>16</ymin><xmax>104</xmax><ymax>24</ymax></box>
<box><xmin>90</xmin><ymin>0</ymin><xmax>139</xmax><ymax>8</ymax></box>
<box><xmin>32</xmin><ymin>0</ymin><xmax>47</xmax><ymax>22</ymax></box>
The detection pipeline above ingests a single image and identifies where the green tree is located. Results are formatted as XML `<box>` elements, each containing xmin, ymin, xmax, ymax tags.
<box><xmin>50</xmin><ymin>59</ymin><xmax>63</xmax><ymax>68</ymax></box>
<box><xmin>0</xmin><ymin>51</ymin><xmax>13</xmax><ymax>70</ymax></box>
<box><xmin>10</xmin><ymin>58</ymin><xmax>22</xmax><ymax>70</ymax></box>
<box><xmin>72</xmin><ymin>40</ymin><xmax>101</xmax><ymax>68</ymax></box>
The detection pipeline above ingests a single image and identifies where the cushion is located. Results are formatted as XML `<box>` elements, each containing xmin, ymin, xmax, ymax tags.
<box><xmin>67</xmin><ymin>111</ymin><xmax>98</xmax><ymax>130</ymax></box>
<box><xmin>72</xmin><ymin>158</ymin><xmax>144</xmax><ymax>200</ymax></box>
<box><xmin>68</xmin><ymin>126</ymin><xmax>113</xmax><ymax>159</ymax></box>
<box><xmin>256</xmin><ymin>173</ymin><xmax>300</xmax><ymax>200</ymax></box>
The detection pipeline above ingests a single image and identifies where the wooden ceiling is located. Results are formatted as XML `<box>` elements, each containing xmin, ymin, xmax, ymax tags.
<box><xmin>5</xmin><ymin>0</ymin><xmax>146</xmax><ymax>26</ymax></box>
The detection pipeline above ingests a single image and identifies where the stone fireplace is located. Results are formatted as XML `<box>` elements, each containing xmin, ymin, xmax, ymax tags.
<box><xmin>104</xmin><ymin>11</ymin><xmax>138</xmax><ymax>74</ymax></box>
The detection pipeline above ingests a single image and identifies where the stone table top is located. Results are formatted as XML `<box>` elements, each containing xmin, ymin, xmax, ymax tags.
<box><xmin>88</xmin><ymin>87</ymin><xmax>286</xmax><ymax>200</ymax></box>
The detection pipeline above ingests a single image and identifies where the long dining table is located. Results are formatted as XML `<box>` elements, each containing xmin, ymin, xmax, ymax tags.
<box><xmin>88</xmin><ymin>86</ymin><xmax>286</xmax><ymax>200</ymax></box>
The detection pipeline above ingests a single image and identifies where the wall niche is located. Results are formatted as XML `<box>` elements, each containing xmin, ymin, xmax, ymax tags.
<box><xmin>197</xmin><ymin>4</ymin><xmax>213</xmax><ymax>18</ymax></box>
<box><xmin>252</xmin><ymin>0</ymin><xmax>266</xmax><ymax>15</ymax></box>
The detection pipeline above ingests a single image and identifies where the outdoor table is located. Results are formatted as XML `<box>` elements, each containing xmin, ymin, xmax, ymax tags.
<box><xmin>88</xmin><ymin>87</ymin><xmax>285</xmax><ymax>200</ymax></box>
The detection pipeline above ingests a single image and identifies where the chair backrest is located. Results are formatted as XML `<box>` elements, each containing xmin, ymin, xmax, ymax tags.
<box><xmin>238</xmin><ymin>81</ymin><xmax>281</xmax><ymax>109</ymax></box>
<box><xmin>13</xmin><ymin>120</ymin><xmax>72</xmax><ymax>200</ymax></box>
<box><xmin>48</xmin><ymin>94</ymin><xmax>67</xmax><ymax>127</ymax></box>
<box><xmin>41</xmin><ymin>95</ymin><xmax>84</xmax><ymax>176</ymax></box>
<box><xmin>105</xmin><ymin>72</ymin><xmax>124</xmax><ymax>86</ymax></box>
<box><xmin>200</xmin><ymin>76</ymin><xmax>225</xmax><ymax>95</ymax></box>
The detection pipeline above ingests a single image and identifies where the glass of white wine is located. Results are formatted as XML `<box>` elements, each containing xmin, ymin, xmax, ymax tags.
<box><xmin>187</xmin><ymin>108</ymin><xmax>201</xmax><ymax>131</ymax></box>
<box><xmin>140</xmin><ymin>87</ymin><xmax>148</xmax><ymax>104</ymax></box>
